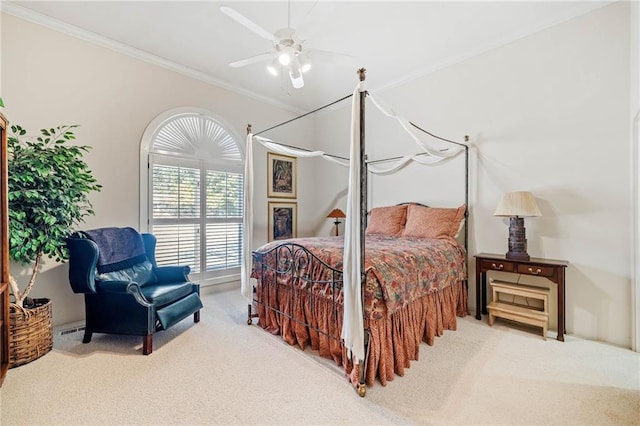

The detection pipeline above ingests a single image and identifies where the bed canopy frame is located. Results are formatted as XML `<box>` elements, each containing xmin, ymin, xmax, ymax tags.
<box><xmin>241</xmin><ymin>68</ymin><xmax>469</xmax><ymax>396</ymax></box>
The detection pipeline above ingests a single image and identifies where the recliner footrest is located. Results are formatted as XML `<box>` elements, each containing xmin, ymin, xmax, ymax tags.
<box><xmin>156</xmin><ymin>293</ymin><xmax>203</xmax><ymax>330</ymax></box>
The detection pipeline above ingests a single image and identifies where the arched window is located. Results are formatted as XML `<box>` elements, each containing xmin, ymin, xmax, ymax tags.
<box><xmin>140</xmin><ymin>108</ymin><xmax>244</xmax><ymax>285</ymax></box>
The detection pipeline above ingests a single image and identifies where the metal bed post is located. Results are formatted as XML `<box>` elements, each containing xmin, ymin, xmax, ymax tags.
<box><xmin>464</xmin><ymin>136</ymin><xmax>469</xmax><ymax>293</ymax></box>
<box><xmin>357</xmin><ymin>68</ymin><xmax>368</xmax><ymax>397</ymax></box>
<box><xmin>407</xmin><ymin>121</ymin><xmax>471</xmax><ymax>293</ymax></box>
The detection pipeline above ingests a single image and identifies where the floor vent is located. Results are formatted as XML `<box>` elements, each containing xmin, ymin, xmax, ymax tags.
<box><xmin>58</xmin><ymin>325</ymin><xmax>84</xmax><ymax>336</ymax></box>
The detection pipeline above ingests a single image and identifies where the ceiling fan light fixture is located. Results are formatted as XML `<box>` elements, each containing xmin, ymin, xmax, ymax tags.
<box><xmin>296</xmin><ymin>50</ymin><xmax>311</xmax><ymax>73</ymax></box>
<box><xmin>278</xmin><ymin>46</ymin><xmax>294</xmax><ymax>66</ymax></box>
<box><xmin>278</xmin><ymin>53</ymin><xmax>290</xmax><ymax>66</ymax></box>
<box><xmin>223</xmin><ymin>4</ymin><xmax>348</xmax><ymax>90</ymax></box>
<box><xmin>266</xmin><ymin>59</ymin><xmax>279</xmax><ymax>76</ymax></box>
<box><xmin>289</xmin><ymin>65</ymin><xmax>304</xmax><ymax>89</ymax></box>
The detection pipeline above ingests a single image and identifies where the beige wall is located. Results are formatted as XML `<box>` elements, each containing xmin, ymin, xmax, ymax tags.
<box><xmin>315</xmin><ymin>2</ymin><xmax>633</xmax><ymax>348</ymax></box>
<box><xmin>1</xmin><ymin>13</ymin><xmax>317</xmax><ymax>325</ymax></box>
<box><xmin>631</xmin><ymin>0</ymin><xmax>640</xmax><ymax>352</ymax></box>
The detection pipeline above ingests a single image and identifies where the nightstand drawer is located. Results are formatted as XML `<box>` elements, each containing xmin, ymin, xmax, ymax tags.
<box><xmin>479</xmin><ymin>259</ymin><xmax>515</xmax><ymax>272</ymax></box>
<box><xmin>516</xmin><ymin>263</ymin><xmax>555</xmax><ymax>277</ymax></box>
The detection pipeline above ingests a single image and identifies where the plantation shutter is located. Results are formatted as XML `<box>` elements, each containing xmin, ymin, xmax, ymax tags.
<box><xmin>147</xmin><ymin>112</ymin><xmax>243</xmax><ymax>283</ymax></box>
<box><xmin>152</xmin><ymin>163</ymin><xmax>202</xmax><ymax>274</ymax></box>
<box><xmin>205</xmin><ymin>171</ymin><xmax>243</xmax><ymax>272</ymax></box>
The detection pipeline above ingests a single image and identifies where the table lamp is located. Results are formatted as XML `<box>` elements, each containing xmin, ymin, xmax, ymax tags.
<box><xmin>327</xmin><ymin>208</ymin><xmax>346</xmax><ymax>236</ymax></box>
<box><xmin>494</xmin><ymin>191</ymin><xmax>542</xmax><ymax>260</ymax></box>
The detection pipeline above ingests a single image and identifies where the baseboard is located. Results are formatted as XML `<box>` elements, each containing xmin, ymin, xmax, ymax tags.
<box><xmin>200</xmin><ymin>281</ymin><xmax>240</xmax><ymax>296</ymax></box>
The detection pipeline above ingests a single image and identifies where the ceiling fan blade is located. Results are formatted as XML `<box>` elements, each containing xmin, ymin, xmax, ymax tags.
<box><xmin>295</xmin><ymin>3</ymin><xmax>335</xmax><ymax>43</ymax></box>
<box><xmin>305</xmin><ymin>48</ymin><xmax>356</xmax><ymax>65</ymax></box>
<box><xmin>220</xmin><ymin>6</ymin><xmax>278</xmax><ymax>43</ymax></box>
<box><xmin>229</xmin><ymin>53</ymin><xmax>273</xmax><ymax>68</ymax></box>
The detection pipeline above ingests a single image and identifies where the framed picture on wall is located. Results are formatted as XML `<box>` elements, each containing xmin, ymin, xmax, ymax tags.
<box><xmin>268</xmin><ymin>201</ymin><xmax>297</xmax><ymax>241</ymax></box>
<box><xmin>267</xmin><ymin>152</ymin><xmax>296</xmax><ymax>198</ymax></box>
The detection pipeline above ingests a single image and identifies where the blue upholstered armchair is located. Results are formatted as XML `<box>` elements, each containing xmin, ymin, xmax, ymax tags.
<box><xmin>66</xmin><ymin>227</ymin><xmax>203</xmax><ymax>355</ymax></box>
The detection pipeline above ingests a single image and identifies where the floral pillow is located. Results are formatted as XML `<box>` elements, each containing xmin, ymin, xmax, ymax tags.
<box><xmin>402</xmin><ymin>204</ymin><xmax>466</xmax><ymax>239</ymax></box>
<box><xmin>365</xmin><ymin>205</ymin><xmax>408</xmax><ymax>236</ymax></box>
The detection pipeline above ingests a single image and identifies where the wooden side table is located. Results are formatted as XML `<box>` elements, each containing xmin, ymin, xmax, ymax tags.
<box><xmin>475</xmin><ymin>253</ymin><xmax>569</xmax><ymax>342</ymax></box>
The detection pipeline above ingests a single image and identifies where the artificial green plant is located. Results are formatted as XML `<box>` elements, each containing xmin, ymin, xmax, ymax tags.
<box><xmin>7</xmin><ymin>124</ymin><xmax>102</xmax><ymax>307</ymax></box>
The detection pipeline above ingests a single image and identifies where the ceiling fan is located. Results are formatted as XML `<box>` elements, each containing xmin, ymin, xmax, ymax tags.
<box><xmin>220</xmin><ymin>2</ymin><xmax>351</xmax><ymax>89</ymax></box>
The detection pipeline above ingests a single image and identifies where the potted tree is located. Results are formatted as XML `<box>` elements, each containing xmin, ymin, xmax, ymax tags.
<box><xmin>7</xmin><ymin>124</ymin><xmax>101</xmax><ymax>367</ymax></box>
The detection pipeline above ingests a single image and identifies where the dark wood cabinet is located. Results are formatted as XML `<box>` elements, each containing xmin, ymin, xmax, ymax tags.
<box><xmin>0</xmin><ymin>113</ymin><xmax>9</xmax><ymax>385</ymax></box>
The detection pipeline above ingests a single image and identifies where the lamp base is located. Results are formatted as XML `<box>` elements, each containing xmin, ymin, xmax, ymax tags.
<box><xmin>506</xmin><ymin>250</ymin><xmax>530</xmax><ymax>261</ymax></box>
<box><xmin>505</xmin><ymin>217</ymin><xmax>530</xmax><ymax>261</ymax></box>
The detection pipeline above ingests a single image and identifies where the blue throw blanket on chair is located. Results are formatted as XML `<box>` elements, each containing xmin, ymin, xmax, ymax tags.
<box><xmin>81</xmin><ymin>227</ymin><xmax>147</xmax><ymax>273</ymax></box>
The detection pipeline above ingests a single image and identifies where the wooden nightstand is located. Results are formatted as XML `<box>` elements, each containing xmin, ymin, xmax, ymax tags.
<box><xmin>475</xmin><ymin>253</ymin><xmax>569</xmax><ymax>341</ymax></box>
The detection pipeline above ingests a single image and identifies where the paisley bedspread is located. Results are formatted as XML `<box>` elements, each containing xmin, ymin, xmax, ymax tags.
<box><xmin>250</xmin><ymin>234</ymin><xmax>468</xmax><ymax>387</ymax></box>
<box><xmin>252</xmin><ymin>234</ymin><xmax>466</xmax><ymax>322</ymax></box>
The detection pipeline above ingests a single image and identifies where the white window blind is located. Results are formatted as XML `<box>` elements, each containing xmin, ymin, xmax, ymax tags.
<box><xmin>152</xmin><ymin>164</ymin><xmax>202</xmax><ymax>274</ymax></box>
<box><xmin>146</xmin><ymin>111</ymin><xmax>243</xmax><ymax>284</ymax></box>
<box><xmin>205</xmin><ymin>171</ymin><xmax>243</xmax><ymax>272</ymax></box>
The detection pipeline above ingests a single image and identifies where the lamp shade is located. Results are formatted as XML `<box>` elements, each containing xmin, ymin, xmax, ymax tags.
<box><xmin>494</xmin><ymin>191</ymin><xmax>542</xmax><ymax>218</ymax></box>
<box><xmin>327</xmin><ymin>208</ymin><xmax>346</xmax><ymax>219</ymax></box>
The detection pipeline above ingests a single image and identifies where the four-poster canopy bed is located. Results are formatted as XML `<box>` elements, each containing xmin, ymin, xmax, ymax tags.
<box><xmin>241</xmin><ymin>69</ymin><xmax>470</xmax><ymax>397</ymax></box>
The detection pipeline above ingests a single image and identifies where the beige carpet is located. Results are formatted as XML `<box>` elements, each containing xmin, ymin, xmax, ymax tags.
<box><xmin>1</xmin><ymin>284</ymin><xmax>639</xmax><ymax>425</ymax></box>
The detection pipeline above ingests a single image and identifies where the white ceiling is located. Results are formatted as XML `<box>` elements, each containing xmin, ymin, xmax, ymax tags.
<box><xmin>5</xmin><ymin>1</ymin><xmax>611</xmax><ymax>112</ymax></box>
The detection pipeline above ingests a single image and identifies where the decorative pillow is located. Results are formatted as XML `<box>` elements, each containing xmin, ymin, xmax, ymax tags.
<box><xmin>402</xmin><ymin>204</ymin><xmax>466</xmax><ymax>239</ymax></box>
<box><xmin>454</xmin><ymin>217</ymin><xmax>466</xmax><ymax>239</ymax></box>
<box><xmin>97</xmin><ymin>260</ymin><xmax>157</xmax><ymax>286</ymax></box>
<box><xmin>365</xmin><ymin>205</ymin><xmax>408</xmax><ymax>236</ymax></box>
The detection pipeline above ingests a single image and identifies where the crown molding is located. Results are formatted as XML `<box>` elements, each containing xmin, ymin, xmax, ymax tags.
<box><xmin>1</xmin><ymin>2</ymin><xmax>306</xmax><ymax>115</ymax></box>
<box><xmin>1</xmin><ymin>1</ymin><xmax>615</xmax><ymax>117</ymax></box>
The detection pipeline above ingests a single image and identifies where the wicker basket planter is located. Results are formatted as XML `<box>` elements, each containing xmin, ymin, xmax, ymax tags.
<box><xmin>9</xmin><ymin>298</ymin><xmax>53</xmax><ymax>368</ymax></box>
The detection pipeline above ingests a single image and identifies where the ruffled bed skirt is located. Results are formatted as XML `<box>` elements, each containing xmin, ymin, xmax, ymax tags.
<box><xmin>257</xmin><ymin>280</ymin><xmax>468</xmax><ymax>387</ymax></box>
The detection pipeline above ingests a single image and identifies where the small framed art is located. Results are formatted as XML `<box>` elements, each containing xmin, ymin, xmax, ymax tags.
<box><xmin>268</xmin><ymin>201</ymin><xmax>297</xmax><ymax>241</ymax></box>
<box><xmin>267</xmin><ymin>152</ymin><xmax>296</xmax><ymax>198</ymax></box>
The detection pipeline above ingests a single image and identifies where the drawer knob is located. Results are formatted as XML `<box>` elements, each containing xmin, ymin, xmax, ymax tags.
<box><xmin>528</xmin><ymin>267</ymin><xmax>542</xmax><ymax>275</ymax></box>
<box><xmin>491</xmin><ymin>263</ymin><xmax>504</xmax><ymax>270</ymax></box>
